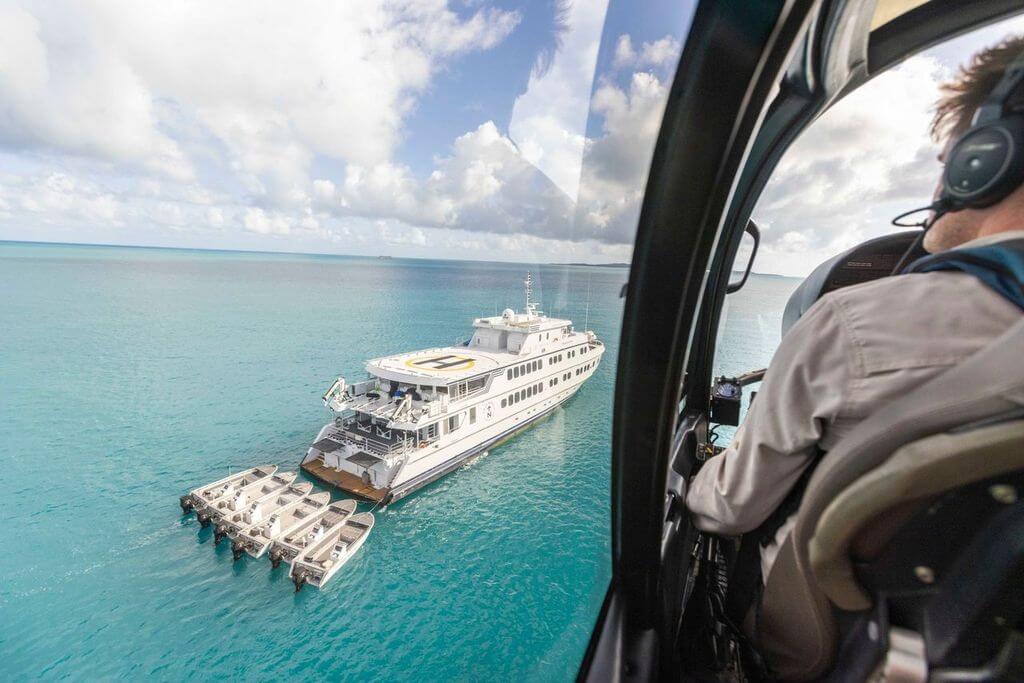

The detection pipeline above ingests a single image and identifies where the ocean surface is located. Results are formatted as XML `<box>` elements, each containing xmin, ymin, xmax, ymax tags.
<box><xmin>0</xmin><ymin>241</ymin><xmax>799</xmax><ymax>680</ymax></box>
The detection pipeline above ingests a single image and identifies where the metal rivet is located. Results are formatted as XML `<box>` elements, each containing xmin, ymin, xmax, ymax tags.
<box><xmin>990</xmin><ymin>484</ymin><xmax>1017</xmax><ymax>505</ymax></box>
<box><xmin>914</xmin><ymin>566</ymin><xmax>935</xmax><ymax>584</ymax></box>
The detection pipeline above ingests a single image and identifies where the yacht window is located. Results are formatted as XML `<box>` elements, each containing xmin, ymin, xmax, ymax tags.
<box><xmin>507</xmin><ymin>370</ymin><xmax>512</xmax><ymax>380</ymax></box>
<box><xmin>513</xmin><ymin>366</ymin><xmax>520</xmax><ymax>378</ymax></box>
<box><xmin>448</xmin><ymin>414</ymin><xmax>461</xmax><ymax>432</ymax></box>
<box><xmin>469</xmin><ymin>407</ymin><xmax>476</xmax><ymax>424</ymax></box>
<box><xmin>501</xmin><ymin>398</ymin><xmax>506</xmax><ymax>409</ymax></box>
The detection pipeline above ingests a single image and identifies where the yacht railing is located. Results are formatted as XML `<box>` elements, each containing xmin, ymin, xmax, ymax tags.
<box><xmin>332</xmin><ymin>418</ymin><xmax>415</xmax><ymax>456</ymax></box>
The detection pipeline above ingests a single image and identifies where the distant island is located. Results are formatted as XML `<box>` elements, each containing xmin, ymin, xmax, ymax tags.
<box><xmin>556</xmin><ymin>262</ymin><xmax>630</xmax><ymax>268</ymax></box>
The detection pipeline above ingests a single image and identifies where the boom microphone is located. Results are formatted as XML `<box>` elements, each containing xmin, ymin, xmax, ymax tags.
<box><xmin>889</xmin><ymin>198</ymin><xmax>953</xmax><ymax>274</ymax></box>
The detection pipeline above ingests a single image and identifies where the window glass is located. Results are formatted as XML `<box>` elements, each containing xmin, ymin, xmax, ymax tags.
<box><xmin>0</xmin><ymin>0</ymin><xmax>692</xmax><ymax>679</ymax></box>
<box><xmin>710</xmin><ymin>13</ymin><xmax>1024</xmax><ymax>444</ymax></box>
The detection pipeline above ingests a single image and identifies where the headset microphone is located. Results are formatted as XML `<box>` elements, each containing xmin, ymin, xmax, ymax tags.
<box><xmin>889</xmin><ymin>199</ymin><xmax>951</xmax><ymax>275</ymax></box>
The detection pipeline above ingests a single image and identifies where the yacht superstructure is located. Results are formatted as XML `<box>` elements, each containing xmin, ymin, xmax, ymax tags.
<box><xmin>301</xmin><ymin>273</ymin><xmax>604</xmax><ymax>503</ymax></box>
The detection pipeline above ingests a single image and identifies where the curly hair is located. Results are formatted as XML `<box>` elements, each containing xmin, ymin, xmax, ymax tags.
<box><xmin>931</xmin><ymin>34</ymin><xmax>1024</xmax><ymax>143</ymax></box>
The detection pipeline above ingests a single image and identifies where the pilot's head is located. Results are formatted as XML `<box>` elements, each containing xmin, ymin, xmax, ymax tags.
<box><xmin>926</xmin><ymin>35</ymin><xmax>1024</xmax><ymax>253</ymax></box>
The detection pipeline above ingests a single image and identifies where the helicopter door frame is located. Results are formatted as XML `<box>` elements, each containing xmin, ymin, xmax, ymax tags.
<box><xmin>580</xmin><ymin>0</ymin><xmax>1024</xmax><ymax>679</ymax></box>
<box><xmin>579</xmin><ymin>0</ymin><xmax>820</xmax><ymax>678</ymax></box>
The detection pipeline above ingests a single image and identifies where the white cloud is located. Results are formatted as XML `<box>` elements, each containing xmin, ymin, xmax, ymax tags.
<box><xmin>576</xmin><ymin>71</ymin><xmax>673</xmax><ymax>243</ymax></box>
<box><xmin>331</xmin><ymin>121</ymin><xmax>572</xmax><ymax>239</ymax></box>
<box><xmin>611</xmin><ymin>34</ymin><xmax>682</xmax><ymax>70</ymax></box>
<box><xmin>378</xmin><ymin>221</ymin><xmax>428</xmax><ymax>247</ymax></box>
<box><xmin>508</xmin><ymin>0</ymin><xmax>609</xmax><ymax>200</ymax></box>
<box><xmin>0</xmin><ymin>0</ymin><xmax>520</xmax><ymax>200</ymax></box>
<box><xmin>7</xmin><ymin>172</ymin><xmax>123</xmax><ymax>226</ymax></box>
<box><xmin>243</xmin><ymin>208</ymin><xmax>289</xmax><ymax>236</ymax></box>
<box><xmin>0</xmin><ymin>3</ymin><xmax>194</xmax><ymax>181</ymax></box>
<box><xmin>752</xmin><ymin>56</ymin><xmax>948</xmax><ymax>275</ymax></box>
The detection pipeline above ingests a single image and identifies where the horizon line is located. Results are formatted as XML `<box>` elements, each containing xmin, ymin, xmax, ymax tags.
<box><xmin>0</xmin><ymin>237</ymin><xmax>798</xmax><ymax>277</ymax></box>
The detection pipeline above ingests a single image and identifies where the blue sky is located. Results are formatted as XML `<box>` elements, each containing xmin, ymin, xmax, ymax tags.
<box><xmin>0</xmin><ymin>2</ymin><xmax>1021</xmax><ymax>274</ymax></box>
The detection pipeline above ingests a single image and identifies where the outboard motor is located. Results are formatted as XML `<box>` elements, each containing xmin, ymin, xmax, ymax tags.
<box><xmin>269</xmin><ymin>549</ymin><xmax>284</xmax><ymax>569</ymax></box>
<box><xmin>179</xmin><ymin>495</ymin><xmax>194</xmax><ymax>514</ymax></box>
<box><xmin>293</xmin><ymin>569</ymin><xmax>309</xmax><ymax>592</ymax></box>
<box><xmin>231</xmin><ymin>540</ymin><xmax>246</xmax><ymax>561</ymax></box>
<box><xmin>213</xmin><ymin>524</ymin><xmax>228</xmax><ymax>545</ymax></box>
<box><xmin>196</xmin><ymin>511</ymin><xmax>212</xmax><ymax>528</ymax></box>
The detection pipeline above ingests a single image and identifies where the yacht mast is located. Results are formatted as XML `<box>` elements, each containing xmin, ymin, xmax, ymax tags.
<box><xmin>524</xmin><ymin>271</ymin><xmax>537</xmax><ymax>316</ymax></box>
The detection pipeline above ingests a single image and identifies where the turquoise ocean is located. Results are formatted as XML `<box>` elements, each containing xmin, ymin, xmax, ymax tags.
<box><xmin>0</xmin><ymin>241</ymin><xmax>798</xmax><ymax>680</ymax></box>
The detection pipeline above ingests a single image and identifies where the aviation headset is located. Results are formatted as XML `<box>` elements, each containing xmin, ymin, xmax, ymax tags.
<box><xmin>938</xmin><ymin>50</ymin><xmax>1024</xmax><ymax>210</ymax></box>
<box><xmin>890</xmin><ymin>48</ymin><xmax>1024</xmax><ymax>273</ymax></box>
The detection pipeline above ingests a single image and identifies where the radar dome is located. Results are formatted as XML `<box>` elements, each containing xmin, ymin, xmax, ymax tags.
<box><xmin>501</xmin><ymin>308</ymin><xmax>515</xmax><ymax>320</ymax></box>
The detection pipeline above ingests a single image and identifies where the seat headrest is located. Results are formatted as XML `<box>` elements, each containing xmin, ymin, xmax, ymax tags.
<box><xmin>811</xmin><ymin>418</ymin><xmax>1024</xmax><ymax>609</ymax></box>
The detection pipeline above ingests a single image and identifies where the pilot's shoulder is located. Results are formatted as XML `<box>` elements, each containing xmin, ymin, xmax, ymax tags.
<box><xmin>822</xmin><ymin>270</ymin><xmax>997</xmax><ymax>311</ymax></box>
<box><xmin>816</xmin><ymin>270</ymin><xmax>1019</xmax><ymax>349</ymax></box>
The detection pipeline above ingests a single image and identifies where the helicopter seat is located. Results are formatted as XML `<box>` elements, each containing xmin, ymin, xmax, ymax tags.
<box><xmin>754</xmin><ymin>318</ymin><xmax>1024</xmax><ymax>680</ymax></box>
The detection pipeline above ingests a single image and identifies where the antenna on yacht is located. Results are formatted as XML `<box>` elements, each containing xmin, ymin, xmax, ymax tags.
<box><xmin>584</xmin><ymin>274</ymin><xmax>591</xmax><ymax>332</ymax></box>
<box><xmin>524</xmin><ymin>271</ymin><xmax>537</xmax><ymax>316</ymax></box>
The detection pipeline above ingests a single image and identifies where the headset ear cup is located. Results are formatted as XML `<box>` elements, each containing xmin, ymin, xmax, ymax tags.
<box><xmin>942</xmin><ymin>115</ymin><xmax>1024</xmax><ymax>209</ymax></box>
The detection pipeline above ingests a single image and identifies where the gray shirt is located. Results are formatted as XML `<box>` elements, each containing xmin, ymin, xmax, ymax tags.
<box><xmin>685</xmin><ymin>230</ymin><xmax>1024</xmax><ymax>580</ymax></box>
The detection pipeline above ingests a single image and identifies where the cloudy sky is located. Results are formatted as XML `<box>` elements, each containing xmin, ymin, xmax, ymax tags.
<box><xmin>0</xmin><ymin>1</ymin><xmax>1022</xmax><ymax>275</ymax></box>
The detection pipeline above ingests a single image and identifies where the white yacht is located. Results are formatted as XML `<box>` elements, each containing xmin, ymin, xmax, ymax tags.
<box><xmin>301</xmin><ymin>273</ymin><xmax>604</xmax><ymax>503</ymax></box>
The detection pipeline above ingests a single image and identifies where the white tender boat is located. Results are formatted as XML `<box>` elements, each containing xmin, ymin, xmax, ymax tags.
<box><xmin>231</xmin><ymin>491</ymin><xmax>331</xmax><ymax>560</ymax></box>
<box><xmin>199</xmin><ymin>471</ymin><xmax>298</xmax><ymax>530</ymax></box>
<box><xmin>267</xmin><ymin>499</ymin><xmax>358</xmax><ymax>569</ymax></box>
<box><xmin>213</xmin><ymin>481</ymin><xmax>313</xmax><ymax>546</ymax></box>
<box><xmin>290</xmin><ymin>512</ymin><xmax>375</xmax><ymax>591</ymax></box>
<box><xmin>302</xmin><ymin>272</ymin><xmax>604</xmax><ymax>503</ymax></box>
<box><xmin>179</xmin><ymin>465</ymin><xmax>277</xmax><ymax>519</ymax></box>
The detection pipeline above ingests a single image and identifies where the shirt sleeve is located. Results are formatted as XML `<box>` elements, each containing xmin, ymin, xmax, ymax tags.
<box><xmin>685</xmin><ymin>295</ymin><xmax>853</xmax><ymax>535</ymax></box>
